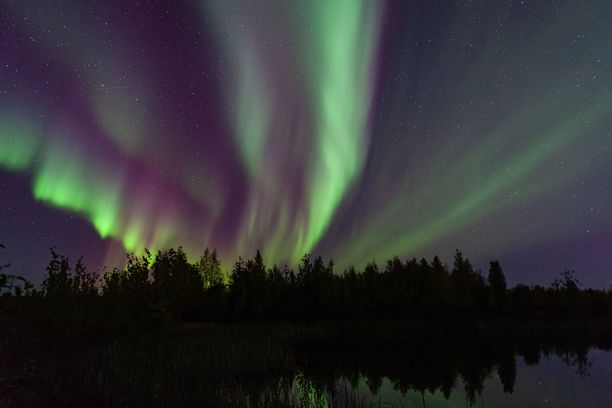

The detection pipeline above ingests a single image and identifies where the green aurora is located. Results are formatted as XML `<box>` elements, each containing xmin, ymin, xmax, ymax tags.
<box><xmin>1</xmin><ymin>0</ymin><xmax>611</xmax><ymax>285</ymax></box>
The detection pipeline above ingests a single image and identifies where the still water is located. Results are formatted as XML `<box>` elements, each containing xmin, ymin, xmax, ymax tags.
<box><xmin>255</xmin><ymin>334</ymin><xmax>612</xmax><ymax>408</ymax></box>
<box><xmin>287</xmin><ymin>349</ymin><xmax>612</xmax><ymax>407</ymax></box>
<box><xmin>17</xmin><ymin>325</ymin><xmax>611</xmax><ymax>407</ymax></box>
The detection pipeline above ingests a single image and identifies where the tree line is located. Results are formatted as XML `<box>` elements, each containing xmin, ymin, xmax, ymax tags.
<box><xmin>2</xmin><ymin>245</ymin><xmax>611</xmax><ymax>322</ymax></box>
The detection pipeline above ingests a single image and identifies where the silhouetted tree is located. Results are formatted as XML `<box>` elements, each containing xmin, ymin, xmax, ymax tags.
<box><xmin>431</xmin><ymin>255</ymin><xmax>450</xmax><ymax>310</ymax></box>
<box><xmin>196</xmin><ymin>248</ymin><xmax>224</xmax><ymax>289</ymax></box>
<box><xmin>296</xmin><ymin>254</ymin><xmax>313</xmax><ymax>285</ymax></box>
<box><xmin>101</xmin><ymin>267</ymin><xmax>122</xmax><ymax>295</ymax></box>
<box><xmin>19</xmin><ymin>244</ymin><xmax>612</xmax><ymax>323</ymax></box>
<box><xmin>552</xmin><ymin>269</ymin><xmax>582</xmax><ymax>313</ymax></box>
<box><xmin>488</xmin><ymin>260</ymin><xmax>507</xmax><ymax>312</ymax></box>
<box><xmin>101</xmin><ymin>250</ymin><xmax>153</xmax><ymax>321</ymax></box>
<box><xmin>151</xmin><ymin>247</ymin><xmax>202</xmax><ymax>320</ymax></box>
<box><xmin>72</xmin><ymin>257</ymin><xmax>99</xmax><ymax>296</ymax></box>
<box><xmin>0</xmin><ymin>274</ymin><xmax>33</xmax><ymax>297</ymax></box>
<box><xmin>267</xmin><ymin>264</ymin><xmax>291</xmax><ymax>317</ymax></box>
<box><xmin>42</xmin><ymin>248</ymin><xmax>73</xmax><ymax>298</ymax></box>
<box><xmin>510</xmin><ymin>284</ymin><xmax>533</xmax><ymax>316</ymax></box>
<box><xmin>362</xmin><ymin>260</ymin><xmax>385</xmax><ymax>314</ymax></box>
<box><xmin>246</xmin><ymin>250</ymin><xmax>269</xmax><ymax>316</ymax></box>
<box><xmin>230</xmin><ymin>255</ymin><xmax>266</xmax><ymax>317</ymax></box>
<box><xmin>449</xmin><ymin>250</ymin><xmax>476</xmax><ymax>310</ymax></box>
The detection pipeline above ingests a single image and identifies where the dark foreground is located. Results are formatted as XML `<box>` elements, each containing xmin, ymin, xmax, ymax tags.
<box><xmin>1</xmin><ymin>303</ymin><xmax>611</xmax><ymax>408</ymax></box>
<box><xmin>1</xmin><ymin>248</ymin><xmax>611</xmax><ymax>406</ymax></box>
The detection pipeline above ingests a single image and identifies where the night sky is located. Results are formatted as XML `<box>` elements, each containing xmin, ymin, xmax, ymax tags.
<box><xmin>1</xmin><ymin>0</ymin><xmax>611</xmax><ymax>287</ymax></box>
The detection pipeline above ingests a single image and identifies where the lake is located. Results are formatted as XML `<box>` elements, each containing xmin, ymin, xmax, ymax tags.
<box><xmin>251</xmin><ymin>331</ymin><xmax>612</xmax><ymax>408</ymax></box>
<box><xmin>3</xmin><ymin>321</ymin><xmax>611</xmax><ymax>407</ymax></box>
<box><xmin>283</xmin><ymin>348</ymin><xmax>612</xmax><ymax>407</ymax></box>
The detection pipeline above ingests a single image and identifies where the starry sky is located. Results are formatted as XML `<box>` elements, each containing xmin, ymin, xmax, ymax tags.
<box><xmin>1</xmin><ymin>0</ymin><xmax>611</xmax><ymax>287</ymax></box>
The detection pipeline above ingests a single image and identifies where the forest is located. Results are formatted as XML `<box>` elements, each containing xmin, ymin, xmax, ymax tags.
<box><xmin>2</xmin><ymin>245</ymin><xmax>612</xmax><ymax>406</ymax></box>
<box><xmin>1</xmin><ymin>245</ymin><xmax>611</xmax><ymax>323</ymax></box>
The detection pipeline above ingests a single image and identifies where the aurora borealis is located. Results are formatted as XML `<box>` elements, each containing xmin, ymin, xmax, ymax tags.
<box><xmin>1</xmin><ymin>1</ymin><xmax>611</xmax><ymax>286</ymax></box>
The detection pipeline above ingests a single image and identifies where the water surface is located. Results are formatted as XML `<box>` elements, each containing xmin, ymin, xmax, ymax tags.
<box><xmin>267</xmin><ymin>333</ymin><xmax>612</xmax><ymax>407</ymax></box>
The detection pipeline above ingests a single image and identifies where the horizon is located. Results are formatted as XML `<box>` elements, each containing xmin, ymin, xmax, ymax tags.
<box><xmin>2</xmin><ymin>242</ymin><xmax>609</xmax><ymax>291</ymax></box>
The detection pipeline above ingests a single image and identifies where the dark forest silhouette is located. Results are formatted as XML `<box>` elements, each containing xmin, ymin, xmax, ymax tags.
<box><xmin>2</xmin><ymin>245</ymin><xmax>612</xmax><ymax>407</ymax></box>
<box><xmin>2</xmin><ymin>245</ymin><xmax>611</xmax><ymax>322</ymax></box>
